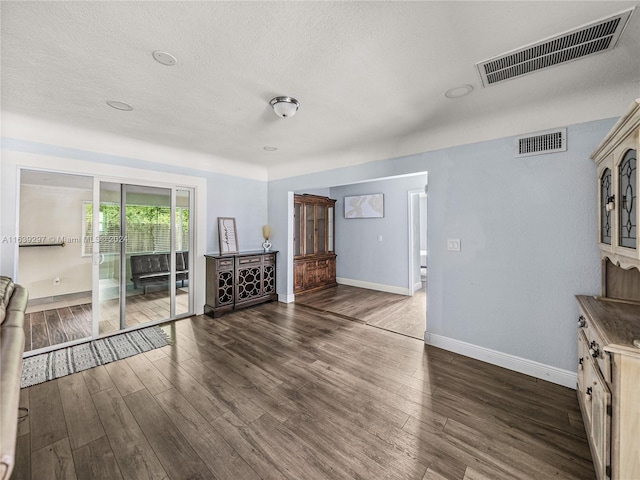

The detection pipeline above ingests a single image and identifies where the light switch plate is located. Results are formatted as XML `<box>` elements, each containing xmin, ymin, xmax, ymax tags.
<box><xmin>447</xmin><ymin>239</ymin><xmax>461</xmax><ymax>251</ymax></box>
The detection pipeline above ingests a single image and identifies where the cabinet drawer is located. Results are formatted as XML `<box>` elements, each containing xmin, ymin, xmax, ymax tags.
<box><xmin>216</xmin><ymin>258</ymin><xmax>234</xmax><ymax>268</ymax></box>
<box><xmin>237</xmin><ymin>256</ymin><xmax>262</xmax><ymax>265</ymax></box>
<box><xmin>579</xmin><ymin>309</ymin><xmax>611</xmax><ymax>383</ymax></box>
<box><xmin>263</xmin><ymin>253</ymin><xmax>276</xmax><ymax>263</ymax></box>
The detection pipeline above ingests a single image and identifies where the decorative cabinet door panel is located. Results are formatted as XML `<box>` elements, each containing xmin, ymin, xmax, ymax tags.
<box><xmin>617</xmin><ymin>148</ymin><xmax>637</xmax><ymax>250</ymax></box>
<box><xmin>216</xmin><ymin>269</ymin><xmax>235</xmax><ymax>307</ymax></box>
<box><xmin>263</xmin><ymin>255</ymin><xmax>276</xmax><ymax>295</ymax></box>
<box><xmin>294</xmin><ymin>262</ymin><xmax>305</xmax><ymax>293</ymax></box>
<box><xmin>600</xmin><ymin>166</ymin><xmax>613</xmax><ymax>247</ymax></box>
<box><xmin>587</xmin><ymin>360</ymin><xmax>612</xmax><ymax>480</ymax></box>
<box><xmin>591</xmin><ymin>99</ymin><xmax>640</xmax><ymax>269</ymax></box>
<box><xmin>577</xmin><ymin>330</ymin><xmax>589</xmax><ymax>411</ymax></box>
<box><xmin>236</xmin><ymin>264</ymin><xmax>262</xmax><ymax>303</ymax></box>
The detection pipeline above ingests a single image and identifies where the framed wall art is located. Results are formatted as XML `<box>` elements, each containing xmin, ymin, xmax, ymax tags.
<box><xmin>218</xmin><ymin>217</ymin><xmax>239</xmax><ymax>253</ymax></box>
<box><xmin>344</xmin><ymin>193</ymin><xmax>384</xmax><ymax>218</ymax></box>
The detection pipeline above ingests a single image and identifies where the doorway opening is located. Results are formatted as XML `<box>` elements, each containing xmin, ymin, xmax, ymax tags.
<box><xmin>292</xmin><ymin>175</ymin><xmax>428</xmax><ymax>340</ymax></box>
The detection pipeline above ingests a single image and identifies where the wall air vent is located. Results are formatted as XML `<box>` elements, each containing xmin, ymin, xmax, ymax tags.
<box><xmin>477</xmin><ymin>8</ymin><xmax>634</xmax><ymax>87</ymax></box>
<box><xmin>515</xmin><ymin>128</ymin><xmax>567</xmax><ymax>158</ymax></box>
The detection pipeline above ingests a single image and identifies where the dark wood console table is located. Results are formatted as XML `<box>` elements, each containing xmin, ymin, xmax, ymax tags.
<box><xmin>204</xmin><ymin>251</ymin><xmax>277</xmax><ymax>317</ymax></box>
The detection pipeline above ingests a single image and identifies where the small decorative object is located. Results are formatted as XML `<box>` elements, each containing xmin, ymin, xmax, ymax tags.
<box><xmin>218</xmin><ymin>217</ymin><xmax>238</xmax><ymax>254</ymax></box>
<box><xmin>344</xmin><ymin>193</ymin><xmax>384</xmax><ymax>218</ymax></box>
<box><xmin>262</xmin><ymin>225</ymin><xmax>272</xmax><ymax>252</ymax></box>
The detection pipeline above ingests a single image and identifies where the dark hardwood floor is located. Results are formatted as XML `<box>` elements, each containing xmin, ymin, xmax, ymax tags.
<box><xmin>295</xmin><ymin>284</ymin><xmax>426</xmax><ymax>339</ymax></box>
<box><xmin>23</xmin><ymin>289</ymin><xmax>190</xmax><ymax>352</ymax></box>
<box><xmin>13</xmin><ymin>301</ymin><xmax>594</xmax><ymax>480</ymax></box>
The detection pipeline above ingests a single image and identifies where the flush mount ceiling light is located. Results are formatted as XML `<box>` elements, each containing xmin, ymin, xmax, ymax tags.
<box><xmin>106</xmin><ymin>100</ymin><xmax>133</xmax><ymax>111</ymax></box>
<box><xmin>263</xmin><ymin>146</ymin><xmax>278</xmax><ymax>151</ymax></box>
<box><xmin>270</xmin><ymin>96</ymin><xmax>300</xmax><ymax>118</ymax></box>
<box><xmin>152</xmin><ymin>50</ymin><xmax>177</xmax><ymax>66</ymax></box>
<box><xmin>444</xmin><ymin>84</ymin><xmax>474</xmax><ymax>99</ymax></box>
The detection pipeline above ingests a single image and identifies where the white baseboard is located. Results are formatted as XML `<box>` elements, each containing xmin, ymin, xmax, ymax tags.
<box><xmin>413</xmin><ymin>281</ymin><xmax>423</xmax><ymax>292</ymax></box>
<box><xmin>425</xmin><ymin>333</ymin><xmax>577</xmax><ymax>389</ymax></box>
<box><xmin>336</xmin><ymin>277</ymin><xmax>410</xmax><ymax>296</ymax></box>
<box><xmin>278</xmin><ymin>293</ymin><xmax>295</xmax><ymax>303</ymax></box>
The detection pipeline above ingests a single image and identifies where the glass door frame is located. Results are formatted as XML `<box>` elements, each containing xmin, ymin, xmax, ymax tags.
<box><xmin>15</xmin><ymin>163</ymin><xmax>201</xmax><ymax>359</ymax></box>
<box><xmin>91</xmin><ymin>176</ymin><xmax>194</xmax><ymax>339</ymax></box>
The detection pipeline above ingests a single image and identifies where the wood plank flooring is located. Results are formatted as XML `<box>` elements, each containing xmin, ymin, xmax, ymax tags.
<box><xmin>295</xmin><ymin>284</ymin><xmax>426</xmax><ymax>338</ymax></box>
<box><xmin>23</xmin><ymin>289</ymin><xmax>189</xmax><ymax>352</ymax></box>
<box><xmin>13</xmin><ymin>301</ymin><xmax>595</xmax><ymax>480</ymax></box>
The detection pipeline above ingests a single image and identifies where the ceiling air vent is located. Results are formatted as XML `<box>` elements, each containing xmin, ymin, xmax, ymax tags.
<box><xmin>515</xmin><ymin>128</ymin><xmax>566</xmax><ymax>158</ymax></box>
<box><xmin>477</xmin><ymin>8</ymin><xmax>634</xmax><ymax>87</ymax></box>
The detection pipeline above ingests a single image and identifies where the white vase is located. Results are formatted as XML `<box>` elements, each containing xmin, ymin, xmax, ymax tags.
<box><xmin>262</xmin><ymin>240</ymin><xmax>272</xmax><ymax>252</ymax></box>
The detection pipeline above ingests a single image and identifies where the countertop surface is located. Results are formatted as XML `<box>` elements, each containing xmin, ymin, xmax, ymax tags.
<box><xmin>577</xmin><ymin>295</ymin><xmax>640</xmax><ymax>357</ymax></box>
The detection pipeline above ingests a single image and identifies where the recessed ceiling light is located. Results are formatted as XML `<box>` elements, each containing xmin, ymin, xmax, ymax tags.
<box><xmin>444</xmin><ymin>84</ymin><xmax>473</xmax><ymax>99</ymax></box>
<box><xmin>263</xmin><ymin>146</ymin><xmax>278</xmax><ymax>152</ymax></box>
<box><xmin>106</xmin><ymin>100</ymin><xmax>133</xmax><ymax>111</ymax></box>
<box><xmin>152</xmin><ymin>51</ymin><xmax>178</xmax><ymax>66</ymax></box>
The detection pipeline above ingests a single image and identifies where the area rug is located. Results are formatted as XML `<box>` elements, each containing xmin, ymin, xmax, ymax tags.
<box><xmin>21</xmin><ymin>326</ymin><xmax>170</xmax><ymax>388</ymax></box>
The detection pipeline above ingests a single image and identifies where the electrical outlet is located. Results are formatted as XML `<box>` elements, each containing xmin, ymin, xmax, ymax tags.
<box><xmin>447</xmin><ymin>239</ymin><xmax>461</xmax><ymax>252</ymax></box>
<box><xmin>53</xmin><ymin>276</ymin><xmax>61</xmax><ymax>286</ymax></box>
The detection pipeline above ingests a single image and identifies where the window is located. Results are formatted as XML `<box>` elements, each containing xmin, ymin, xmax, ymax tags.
<box><xmin>83</xmin><ymin>202</ymin><xmax>189</xmax><ymax>256</ymax></box>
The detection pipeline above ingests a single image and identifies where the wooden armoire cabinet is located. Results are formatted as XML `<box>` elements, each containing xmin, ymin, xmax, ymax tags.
<box><xmin>293</xmin><ymin>194</ymin><xmax>337</xmax><ymax>294</ymax></box>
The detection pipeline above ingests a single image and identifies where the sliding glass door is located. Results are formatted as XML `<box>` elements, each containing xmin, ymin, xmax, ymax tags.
<box><xmin>18</xmin><ymin>168</ymin><xmax>194</xmax><ymax>355</ymax></box>
<box><xmin>93</xmin><ymin>180</ymin><xmax>193</xmax><ymax>337</ymax></box>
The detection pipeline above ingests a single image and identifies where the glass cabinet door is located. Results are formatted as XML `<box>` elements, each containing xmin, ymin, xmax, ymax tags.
<box><xmin>305</xmin><ymin>204</ymin><xmax>315</xmax><ymax>255</ymax></box>
<box><xmin>618</xmin><ymin>149</ymin><xmax>637</xmax><ymax>249</ymax></box>
<box><xmin>317</xmin><ymin>206</ymin><xmax>326</xmax><ymax>254</ymax></box>
<box><xmin>328</xmin><ymin>206</ymin><xmax>334</xmax><ymax>252</ymax></box>
<box><xmin>600</xmin><ymin>168</ymin><xmax>612</xmax><ymax>245</ymax></box>
<box><xmin>294</xmin><ymin>202</ymin><xmax>302</xmax><ymax>256</ymax></box>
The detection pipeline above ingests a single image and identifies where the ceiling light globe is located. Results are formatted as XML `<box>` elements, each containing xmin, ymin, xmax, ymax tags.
<box><xmin>270</xmin><ymin>96</ymin><xmax>300</xmax><ymax>118</ymax></box>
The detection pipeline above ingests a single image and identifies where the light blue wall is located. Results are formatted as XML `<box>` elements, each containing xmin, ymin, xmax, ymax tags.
<box><xmin>1</xmin><ymin>116</ymin><xmax>617</xmax><ymax>373</ymax></box>
<box><xmin>0</xmin><ymin>138</ymin><xmax>268</xmax><ymax>276</ymax></box>
<box><xmin>329</xmin><ymin>175</ymin><xmax>426</xmax><ymax>289</ymax></box>
<box><xmin>295</xmin><ymin>187</ymin><xmax>331</xmax><ymax>196</ymax></box>
<box><xmin>206</xmin><ymin>175</ymin><xmax>267</xmax><ymax>254</ymax></box>
<box><xmin>268</xmin><ymin>118</ymin><xmax>615</xmax><ymax>372</ymax></box>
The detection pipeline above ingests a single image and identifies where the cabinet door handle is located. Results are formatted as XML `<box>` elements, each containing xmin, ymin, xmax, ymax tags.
<box><xmin>577</xmin><ymin>315</ymin><xmax>586</xmax><ymax>328</ymax></box>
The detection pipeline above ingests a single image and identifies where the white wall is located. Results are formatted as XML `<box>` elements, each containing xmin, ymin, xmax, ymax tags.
<box><xmin>18</xmin><ymin>184</ymin><xmax>92</xmax><ymax>299</ymax></box>
<box><xmin>411</xmin><ymin>192</ymin><xmax>422</xmax><ymax>290</ymax></box>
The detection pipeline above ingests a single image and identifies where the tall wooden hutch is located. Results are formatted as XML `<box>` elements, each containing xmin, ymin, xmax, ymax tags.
<box><xmin>576</xmin><ymin>98</ymin><xmax>640</xmax><ymax>480</ymax></box>
<box><xmin>293</xmin><ymin>194</ymin><xmax>337</xmax><ymax>294</ymax></box>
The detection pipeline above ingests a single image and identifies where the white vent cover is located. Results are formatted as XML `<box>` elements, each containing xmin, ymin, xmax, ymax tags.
<box><xmin>477</xmin><ymin>8</ymin><xmax>634</xmax><ymax>86</ymax></box>
<box><xmin>515</xmin><ymin>128</ymin><xmax>567</xmax><ymax>157</ymax></box>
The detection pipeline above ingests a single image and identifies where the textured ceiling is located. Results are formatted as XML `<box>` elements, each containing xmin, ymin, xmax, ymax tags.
<box><xmin>1</xmin><ymin>1</ymin><xmax>639</xmax><ymax>179</ymax></box>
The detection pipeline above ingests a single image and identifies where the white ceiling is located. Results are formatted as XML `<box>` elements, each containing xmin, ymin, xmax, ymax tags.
<box><xmin>2</xmin><ymin>1</ymin><xmax>639</xmax><ymax>180</ymax></box>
